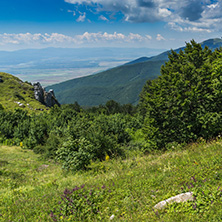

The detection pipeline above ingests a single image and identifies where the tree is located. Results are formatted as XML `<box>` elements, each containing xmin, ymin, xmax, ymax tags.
<box><xmin>139</xmin><ymin>40</ymin><xmax>222</xmax><ymax>148</ymax></box>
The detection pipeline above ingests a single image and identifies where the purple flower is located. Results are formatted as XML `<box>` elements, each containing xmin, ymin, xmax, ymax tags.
<box><xmin>152</xmin><ymin>208</ymin><xmax>159</xmax><ymax>217</ymax></box>
<box><xmin>191</xmin><ymin>176</ymin><xmax>196</xmax><ymax>183</ymax></box>
<box><xmin>73</xmin><ymin>186</ymin><xmax>79</xmax><ymax>191</ymax></box>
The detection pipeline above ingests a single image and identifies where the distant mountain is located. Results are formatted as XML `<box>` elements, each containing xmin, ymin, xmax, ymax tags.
<box><xmin>147</xmin><ymin>38</ymin><xmax>222</xmax><ymax>62</ymax></box>
<box><xmin>125</xmin><ymin>57</ymin><xmax>150</xmax><ymax>65</ymax></box>
<box><xmin>0</xmin><ymin>47</ymin><xmax>164</xmax><ymax>67</ymax></box>
<box><xmin>46</xmin><ymin>38</ymin><xmax>222</xmax><ymax>106</ymax></box>
<box><xmin>46</xmin><ymin>60</ymin><xmax>164</xmax><ymax>106</ymax></box>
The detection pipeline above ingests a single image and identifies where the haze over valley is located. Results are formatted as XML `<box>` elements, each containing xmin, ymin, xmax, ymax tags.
<box><xmin>0</xmin><ymin>47</ymin><xmax>165</xmax><ymax>86</ymax></box>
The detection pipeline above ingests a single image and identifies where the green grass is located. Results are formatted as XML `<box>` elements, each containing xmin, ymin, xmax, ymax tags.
<box><xmin>0</xmin><ymin>72</ymin><xmax>48</xmax><ymax>113</ymax></box>
<box><xmin>0</xmin><ymin>140</ymin><xmax>222</xmax><ymax>221</ymax></box>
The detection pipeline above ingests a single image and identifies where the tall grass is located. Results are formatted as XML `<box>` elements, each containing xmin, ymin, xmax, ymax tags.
<box><xmin>0</xmin><ymin>139</ymin><xmax>222</xmax><ymax>221</ymax></box>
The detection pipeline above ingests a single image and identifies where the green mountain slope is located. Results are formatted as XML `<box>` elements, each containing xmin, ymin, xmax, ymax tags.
<box><xmin>0</xmin><ymin>72</ymin><xmax>47</xmax><ymax>112</ymax></box>
<box><xmin>46</xmin><ymin>60</ymin><xmax>164</xmax><ymax>106</ymax></box>
<box><xmin>46</xmin><ymin>38</ymin><xmax>222</xmax><ymax>106</ymax></box>
<box><xmin>147</xmin><ymin>38</ymin><xmax>222</xmax><ymax>62</ymax></box>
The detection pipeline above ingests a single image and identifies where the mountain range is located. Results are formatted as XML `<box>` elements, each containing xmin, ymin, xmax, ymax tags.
<box><xmin>46</xmin><ymin>38</ymin><xmax>222</xmax><ymax>106</ymax></box>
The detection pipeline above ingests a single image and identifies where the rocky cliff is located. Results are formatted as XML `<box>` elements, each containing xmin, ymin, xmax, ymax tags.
<box><xmin>33</xmin><ymin>82</ymin><xmax>60</xmax><ymax>107</ymax></box>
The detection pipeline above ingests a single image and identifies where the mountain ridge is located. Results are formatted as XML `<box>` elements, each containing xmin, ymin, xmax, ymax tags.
<box><xmin>40</xmin><ymin>38</ymin><xmax>222</xmax><ymax>106</ymax></box>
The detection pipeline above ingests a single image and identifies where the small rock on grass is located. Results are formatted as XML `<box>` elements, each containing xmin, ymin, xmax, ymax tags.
<box><xmin>154</xmin><ymin>192</ymin><xmax>194</xmax><ymax>210</ymax></box>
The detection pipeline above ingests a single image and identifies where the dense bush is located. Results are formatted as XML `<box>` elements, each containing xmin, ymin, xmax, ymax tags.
<box><xmin>140</xmin><ymin>40</ymin><xmax>222</xmax><ymax>148</ymax></box>
<box><xmin>1</xmin><ymin>40</ymin><xmax>222</xmax><ymax>171</ymax></box>
<box><xmin>0</xmin><ymin>101</ymin><xmax>141</xmax><ymax>170</ymax></box>
<box><xmin>56</xmin><ymin>137</ymin><xmax>93</xmax><ymax>171</ymax></box>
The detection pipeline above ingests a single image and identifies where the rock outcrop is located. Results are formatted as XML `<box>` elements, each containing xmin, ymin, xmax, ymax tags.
<box><xmin>33</xmin><ymin>82</ymin><xmax>60</xmax><ymax>107</ymax></box>
<box><xmin>154</xmin><ymin>192</ymin><xmax>194</xmax><ymax>210</ymax></box>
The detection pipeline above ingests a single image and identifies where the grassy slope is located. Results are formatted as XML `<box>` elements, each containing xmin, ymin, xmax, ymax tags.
<box><xmin>46</xmin><ymin>60</ymin><xmax>164</xmax><ymax>106</ymax></box>
<box><xmin>0</xmin><ymin>140</ymin><xmax>221</xmax><ymax>221</ymax></box>
<box><xmin>0</xmin><ymin>72</ymin><xmax>47</xmax><ymax>113</ymax></box>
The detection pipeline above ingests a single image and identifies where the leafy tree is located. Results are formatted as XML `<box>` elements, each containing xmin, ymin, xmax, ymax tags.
<box><xmin>140</xmin><ymin>40</ymin><xmax>222</xmax><ymax>148</ymax></box>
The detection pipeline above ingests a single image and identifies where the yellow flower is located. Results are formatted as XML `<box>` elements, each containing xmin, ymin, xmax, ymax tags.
<box><xmin>20</xmin><ymin>142</ymin><xmax>23</xmax><ymax>148</ymax></box>
<box><xmin>105</xmin><ymin>155</ymin><xmax>110</xmax><ymax>161</ymax></box>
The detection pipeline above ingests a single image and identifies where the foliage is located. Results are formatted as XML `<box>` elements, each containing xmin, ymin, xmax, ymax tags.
<box><xmin>56</xmin><ymin>138</ymin><xmax>93</xmax><ymax>171</ymax></box>
<box><xmin>140</xmin><ymin>40</ymin><xmax>222</xmax><ymax>148</ymax></box>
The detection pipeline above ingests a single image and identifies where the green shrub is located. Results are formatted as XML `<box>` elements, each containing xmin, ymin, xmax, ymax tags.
<box><xmin>56</xmin><ymin>137</ymin><xmax>93</xmax><ymax>171</ymax></box>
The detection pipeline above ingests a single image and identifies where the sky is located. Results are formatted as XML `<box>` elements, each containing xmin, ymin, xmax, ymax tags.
<box><xmin>0</xmin><ymin>0</ymin><xmax>221</xmax><ymax>51</ymax></box>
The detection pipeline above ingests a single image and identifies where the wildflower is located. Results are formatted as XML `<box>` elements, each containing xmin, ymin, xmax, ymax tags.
<box><xmin>20</xmin><ymin>142</ymin><xmax>23</xmax><ymax>148</ymax></box>
<box><xmin>105</xmin><ymin>155</ymin><xmax>110</xmax><ymax>161</ymax></box>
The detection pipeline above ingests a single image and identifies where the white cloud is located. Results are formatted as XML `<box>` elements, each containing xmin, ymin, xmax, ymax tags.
<box><xmin>0</xmin><ymin>32</ymin><xmax>153</xmax><ymax>48</ymax></box>
<box><xmin>145</xmin><ymin>35</ymin><xmax>152</xmax><ymax>40</ymax></box>
<box><xmin>156</xmin><ymin>34</ymin><xmax>165</xmax><ymax>41</ymax></box>
<box><xmin>76</xmin><ymin>12</ymin><xmax>86</xmax><ymax>22</ymax></box>
<box><xmin>99</xmin><ymin>15</ymin><xmax>109</xmax><ymax>21</ymax></box>
<box><xmin>75</xmin><ymin>32</ymin><xmax>146</xmax><ymax>43</ymax></box>
<box><xmin>64</xmin><ymin>0</ymin><xmax>222</xmax><ymax>33</ymax></box>
<box><xmin>67</xmin><ymin>9</ymin><xmax>76</xmax><ymax>16</ymax></box>
<box><xmin>168</xmin><ymin>22</ymin><xmax>212</xmax><ymax>33</ymax></box>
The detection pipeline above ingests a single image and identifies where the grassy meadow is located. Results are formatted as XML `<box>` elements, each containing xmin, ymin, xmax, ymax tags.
<box><xmin>0</xmin><ymin>139</ymin><xmax>221</xmax><ymax>221</ymax></box>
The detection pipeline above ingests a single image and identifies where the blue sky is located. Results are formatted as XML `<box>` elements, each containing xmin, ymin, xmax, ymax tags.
<box><xmin>0</xmin><ymin>0</ymin><xmax>221</xmax><ymax>51</ymax></box>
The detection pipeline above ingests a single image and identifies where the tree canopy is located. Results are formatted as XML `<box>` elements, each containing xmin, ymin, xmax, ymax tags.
<box><xmin>140</xmin><ymin>40</ymin><xmax>222</xmax><ymax>148</ymax></box>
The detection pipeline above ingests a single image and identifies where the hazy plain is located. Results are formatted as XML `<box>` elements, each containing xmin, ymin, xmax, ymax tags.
<box><xmin>0</xmin><ymin>47</ymin><xmax>165</xmax><ymax>87</ymax></box>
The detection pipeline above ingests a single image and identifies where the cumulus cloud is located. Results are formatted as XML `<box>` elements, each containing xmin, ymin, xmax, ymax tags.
<box><xmin>0</xmin><ymin>32</ymin><xmax>153</xmax><ymax>48</ymax></box>
<box><xmin>64</xmin><ymin>0</ymin><xmax>222</xmax><ymax>32</ymax></box>
<box><xmin>76</xmin><ymin>12</ymin><xmax>86</xmax><ymax>22</ymax></box>
<box><xmin>75</xmin><ymin>32</ymin><xmax>148</xmax><ymax>43</ymax></box>
<box><xmin>180</xmin><ymin>0</ymin><xmax>204</xmax><ymax>21</ymax></box>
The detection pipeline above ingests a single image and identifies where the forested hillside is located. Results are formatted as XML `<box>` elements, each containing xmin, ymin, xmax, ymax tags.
<box><xmin>1</xmin><ymin>39</ymin><xmax>222</xmax><ymax>221</ymax></box>
<box><xmin>46</xmin><ymin>60</ymin><xmax>164</xmax><ymax>106</ymax></box>
<box><xmin>0</xmin><ymin>40</ymin><xmax>222</xmax><ymax>169</ymax></box>
<box><xmin>46</xmin><ymin>38</ymin><xmax>222</xmax><ymax>106</ymax></box>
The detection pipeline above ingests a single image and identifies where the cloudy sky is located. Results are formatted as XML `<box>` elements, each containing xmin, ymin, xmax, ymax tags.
<box><xmin>0</xmin><ymin>0</ymin><xmax>221</xmax><ymax>51</ymax></box>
